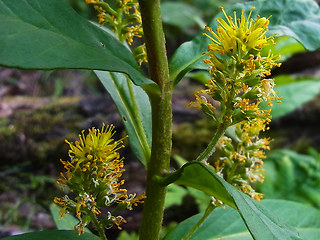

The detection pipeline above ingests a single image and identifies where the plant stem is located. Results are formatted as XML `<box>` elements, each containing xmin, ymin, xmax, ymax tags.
<box><xmin>140</xmin><ymin>90</ymin><xmax>172</xmax><ymax>240</ymax></box>
<box><xmin>196</xmin><ymin>123</ymin><xmax>227</xmax><ymax>162</ymax></box>
<box><xmin>138</xmin><ymin>0</ymin><xmax>170</xmax><ymax>87</ymax></box>
<box><xmin>182</xmin><ymin>203</ymin><xmax>216</xmax><ymax>240</ymax></box>
<box><xmin>138</xmin><ymin>0</ymin><xmax>172</xmax><ymax>239</ymax></box>
<box><xmin>90</xmin><ymin>211</ymin><xmax>108</xmax><ymax>240</ymax></box>
<box><xmin>94</xmin><ymin>1</ymin><xmax>117</xmax><ymax>16</ymax></box>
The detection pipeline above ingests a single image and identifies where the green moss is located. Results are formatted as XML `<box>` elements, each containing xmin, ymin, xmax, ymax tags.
<box><xmin>0</xmin><ymin>97</ymin><xmax>83</xmax><ymax>167</ymax></box>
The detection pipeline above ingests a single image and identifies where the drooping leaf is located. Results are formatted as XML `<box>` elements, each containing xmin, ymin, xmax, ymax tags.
<box><xmin>1</xmin><ymin>230</ymin><xmax>99</xmax><ymax>240</ymax></box>
<box><xmin>268</xmin><ymin>77</ymin><xmax>320</xmax><ymax>118</ymax></box>
<box><xmin>156</xmin><ymin>162</ymin><xmax>235</xmax><ymax>208</ymax></box>
<box><xmin>169</xmin><ymin>0</ymin><xmax>320</xmax><ymax>86</ymax></box>
<box><xmin>164</xmin><ymin>200</ymin><xmax>320</xmax><ymax>240</ymax></box>
<box><xmin>49</xmin><ymin>203</ymin><xmax>91</xmax><ymax>233</ymax></box>
<box><xmin>95</xmin><ymin>71</ymin><xmax>151</xmax><ymax>166</ymax></box>
<box><xmin>0</xmin><ymin>0</ymin><xmax>152</xmax><ymax>86</ymax></box>
<box><xmin>157</xmin><ymin>162</ymin><xmax>301</xmax><ymax>240</ymax></box>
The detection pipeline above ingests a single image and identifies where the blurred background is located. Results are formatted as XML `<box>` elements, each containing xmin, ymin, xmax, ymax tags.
<box><xmin>0</xmin><ymin>0</ymin><xmax>320</xmax><ymax>239</ymax></box>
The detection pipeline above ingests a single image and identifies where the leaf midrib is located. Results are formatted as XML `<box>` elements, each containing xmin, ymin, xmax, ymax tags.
<box><xmin>109</xmin><ymin>72</ymin><xmax>150</xmax><ymax>165</ymax></box>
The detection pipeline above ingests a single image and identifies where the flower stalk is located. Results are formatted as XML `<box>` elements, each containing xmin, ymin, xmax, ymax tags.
<box><xmin>195</xmin><ymin>123</ymin><xmax>227</xmax><ymax>162</ymax></box>
<box><xmin>89</xmin><ymin>211</ymin><xmax>108</xmax><ymax>240</ymax></box>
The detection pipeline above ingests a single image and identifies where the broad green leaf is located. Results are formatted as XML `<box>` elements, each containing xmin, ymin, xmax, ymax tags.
<box><xmin>95</xmin><ymin>71</ymin><xmax>151</xmax><ymax>166</ymax></box>
<box><xmin>169</xmin><ymin>0</ymin><xmax>320</xmax><ymax>86</ymax></box>
<box><xmin>0</xmin><ymin>0</ymin><xmax>152</xmax><ymax>86</ymax></box>
<box><xmin>161</xmin><ymin>2</ymin><xmax>204</xmax><ymax>28</ymax></box>
<box><xmin>169</xmin><ymin>39</ymin><xmax>207</xmax><ymax>86</ymax></box>
<box><xmin>49</xmin><ymin>203</ymin><xmax>91</xmax><ymax>233</ymax></box>
<box><xmin>1</xmin><ymin>230</ymin><xmax>99</xmax><ymax>240</ymax></box>
<box><xmin>164</xmin><ymin>200</ymin><xmax>320</xmax><ymax>240</ymax></box>
<box><xmin>269</xmin><ymin>78</ymin><xmax>320</xmax><ymax>118</ymax></box>
<box><xmin>157</xmin><ymin>162</ymin><xmax>301</xmax><ymax>240</ymax></box>
<box><xmin>156</xmin><ymin>162</ymin><xmax>235</xmax><ymax>208</ymax></box>
<box><xmin>254</xmin><ymin>0</ymin><xmax>320</xmax><ymax>52</ymax></box>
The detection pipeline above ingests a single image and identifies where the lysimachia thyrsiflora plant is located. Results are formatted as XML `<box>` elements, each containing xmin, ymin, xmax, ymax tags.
<box><xmin>1</xmin><ymin>0</ymin><xmax>320</xmax><ymax>240</ymax></box>
<box><xmin>190</xmin><ymin>7</ymin><xmax>281</xmax><ymax>201</ymax></box>
<box><xmin>54</xmin><ymin>124</ymin><xmax>145</xmax><ymax>237</ymax></box>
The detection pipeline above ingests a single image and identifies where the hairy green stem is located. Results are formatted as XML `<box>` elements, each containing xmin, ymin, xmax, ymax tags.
<box><xmin>138</xmin><ymin>0</ymin><xmax>170</xmax><ymax>87</ymax></box>
<box><xmin>196</xmin><ymin>124</ymin><xmax>227</xmax><ymax>162</ymax></box>
<box><xmin>182</xmin><ymin>203</ymin><xmax>216</xmax><ymax>240</ymax></box>
<box><xmin>90</xmin><ymin>211</ymin><xmax>107</xmax><ymax>240</ymax></box>
<box><xmin>138</xmin><ymin>0</ymin><xmax>171</xmax><ymax>239</ymax></box>
<box><xmin>139</xmin><ymin>89</ymin><xmax>172</xmax><ymax>240</ymax></box>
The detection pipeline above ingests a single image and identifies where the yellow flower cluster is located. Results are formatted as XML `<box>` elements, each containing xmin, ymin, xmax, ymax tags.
<box><xmin>195</xmin><ymin>7</ymin><xmax>281</xmax><ymax>122</ymax></box>
<box><xmin>203</xmin><ymin>7</ymin><xmax>275</xmax><ymax>55</ymax></box>
<box><xmin>54</xmin><ymin>124</ymin><xmax>145</xmax><ymax>235</ymax></box>
<box><xmin>85</xmin><ymin>0</ymin><xmax>147</xmax><ymax>65</ymax></box>
<box><xmin>191</xmin><ymin>7</ymin><xmax>282</xmax><ymax>200</ymax></box>
<box><xmin>214</xmin><ymin>121</ymin><xmax>271</xmax><ymax>201</ymax></box>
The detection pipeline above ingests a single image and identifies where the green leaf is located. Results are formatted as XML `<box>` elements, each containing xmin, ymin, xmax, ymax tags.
<box><xmin>186</xmin><ymin>71</ymin><xmax>210</xmax><ymax>85</ymax></box>
<box><xmin>95</xmin><ymin>71</ymin><xmax>151</xmax><ymax>166</ymax></box>
<box><xmin>169</xmin><ymin>0</ymin><xmax>320</xmax><ymax>86</ymax></box>
<box><xmin>165</xmin><ymin>184</ymin><xmax>189</xmax><ymax>208</ymax></box>
<box><xmin>164</xmin><ymin>200</ymin><xmax>320</xmax><ymax>240</ymax></box>
<box><xmin>261</xmin><ymin>36</ymin><xmax>305</xmax><ymax>62</ymax></box>
<box><xmin>0</xmin><ymin>0</ymin><xmax>152</xmax><ymax>86</ymax></box>
<box><xmin>156</xmin><ymin>162</ymin><xmax>235</xmax><ymax>208</ymax></box>
<box><xmin>161</xmin><ymin>2</ymin><xmax>204</xmax><ymax>28</ymax></box>
<box><xmin>157</xmin><ymin>162</ymin><xmax>301</xmax><ymax>240</ymax></box>
<box><xmin>169</xmin><ymin>38</ymin><xmax>207</xmax><ymax>86</ymax></box>
<box><xmin>260</xmin><ymin>149</ymin><xmax>320</xmax><ymax>208</ymax></box>
<box><xmin>49</xmin><ymin>203</ymin><xmax>91</xmax><ymax>233</ymax></box>
<box><xmin>254</xmin><ymin>0</ymin><xmax>320</xmax><ymax>52</ymax></box>
<box><xmin>1</xmin><ymin>230</ymin><xmax>99</xmax><ymax>240</ymax></box>
<box><xmin>269</xmin><ymin>77</ymin><xmax>320</xmax><ymax>118</ymax></box>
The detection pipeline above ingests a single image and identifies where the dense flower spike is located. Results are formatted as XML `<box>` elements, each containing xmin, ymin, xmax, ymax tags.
<box><xmin>214</xmin><ymin>122</ymin><xmax>270</xmax><ymax>201</ymax></box>
<box><xmin>191</xmin><ymin>7</ymin><xmax>282</xmax><ymax>201</ymax></box>
<box><xmin>54</xmin><ymin>124</ymin><xmax>145</xmax><ymax>235</ymax></box>
<box><xmin>203</xmin><ymin>7</ymin><xmax>277</xmax><ymax>55</ymax></box>
<box><xmin>85</xmin><ymin>0</ymin><xmax>147</xmax><ymax>65</ymax></box>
